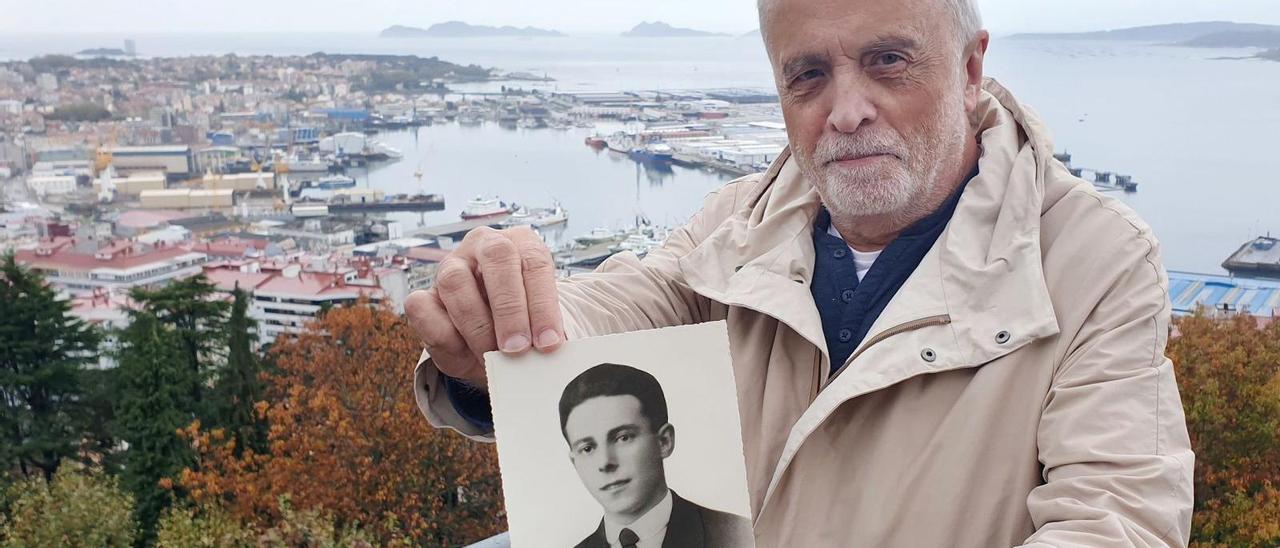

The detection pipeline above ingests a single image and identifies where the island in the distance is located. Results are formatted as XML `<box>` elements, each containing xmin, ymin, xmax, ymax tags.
<box><xmin>77</xmin><ymin>48</ymin><xmax>134</xmax><ymax>57</ymax></box>
<box><xmin>1009</xmin><ymin>21</ymin><xmax>1280</xmax><ymax>47</ymax></box>
<box><xmin>1009</xmin><ymin>21</ymin><xmax>1280</xmax><ymax>62</ymax></box>
<box><xmin>622</xmin><ymin>21</ymin><xmax>729</xmax><ymax>38</ymax></box>
<box><xmin>379</xmin><ymin>22</ymin><xmax>565</xmax><ymax>38</ymax></box>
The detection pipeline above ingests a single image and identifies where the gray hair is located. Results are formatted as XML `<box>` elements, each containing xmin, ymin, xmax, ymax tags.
<box><xmin>759</xmin><ymin>0</ymin><xmax>984</xmax><ymax>50</ymax></box>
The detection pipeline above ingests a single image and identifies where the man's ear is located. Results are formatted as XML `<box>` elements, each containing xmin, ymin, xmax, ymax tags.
<box><xmin>963</xmin><ymin>30</ymin><xmax>990</xmax><ymax>114</ymax></box>
<box><xmin>657</xmin><ymin>423</ymin><xmax>675</xmax><ymax>459</ymax></box>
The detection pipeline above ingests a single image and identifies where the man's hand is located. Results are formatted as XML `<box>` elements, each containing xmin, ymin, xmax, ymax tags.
<box><xmin>405</xmin><ymin>226</ymin><xmax>565</xmax><ymax>388</ymax></box>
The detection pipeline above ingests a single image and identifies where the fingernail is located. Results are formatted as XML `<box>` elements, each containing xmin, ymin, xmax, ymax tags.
<box><xmin>537</xmin><ymin>329</ymin><xmax>561</xmax><ymax>348</ymax></box>
<box><xmin>502</xmin><ymin>334</ymin><xmax>530</xmax><ymax>353</ymax></box>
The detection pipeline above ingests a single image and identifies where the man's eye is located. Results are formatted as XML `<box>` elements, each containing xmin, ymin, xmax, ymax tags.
<box><xmin>873</xmin><ymin>53</ymin><xmax>906</xmax><ymax>67</ymax></box>
<box><xmin>617</xmin><ymin>433</ymin><xmax>634</xmax><ymax>443</ymax></box>
<box><xmin>578</xmin><ymin>444</ymin><xmax>595</xmax><ymax>454</ymax></box>
<box><xmin>794</xmin><ymin>69</ymin><xmax>824</xmax><ymax>83</ymax></box>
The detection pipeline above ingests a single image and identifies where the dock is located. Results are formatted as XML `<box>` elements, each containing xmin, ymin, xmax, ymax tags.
<box><xmin>410</xmin><ymin>215</ymin><xmax>512</xmax><ymax>240</ymax></box>
<box><xmin>555</xmin><ymin>241</ymin><xmax>622</xmax><ymax>269</ymax></box>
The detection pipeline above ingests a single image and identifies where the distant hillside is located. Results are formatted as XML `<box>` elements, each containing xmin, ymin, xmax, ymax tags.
<box><xmin>380</xmin><ymin>22</ymin><xmax>565</xmax><ymax>38</ymax></box>
<box><xmin>623</xmin><ymin>22</ymin><xmax>727</xmax><ymax>38</ymax></box>
<box><xmin>1261</xmin><ymin>49</ymin><xmax>1280</xmax><ymax>62</ymax></box>
<box><xmin>77</xmin><ymin>48</ymin><xmax>132</xmax><ymax>57</ymax></box>
<box><xmin>1009</xmin><ymin>21</ymin><xmax>1280</xmax><ymax>42</ymax></box>
<box><xmin>1180</xmin><ymin>30</ymin><xmax>1280</xmax><ymax>48</ymax></box>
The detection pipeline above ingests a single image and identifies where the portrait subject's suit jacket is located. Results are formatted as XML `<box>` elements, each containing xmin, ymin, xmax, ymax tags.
<box><xmin>573</xmin><ymin>491</ymin><xmax>753</xmax><ymax>548</ymax></box>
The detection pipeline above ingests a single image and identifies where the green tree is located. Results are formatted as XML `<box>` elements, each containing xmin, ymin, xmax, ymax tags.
<box><xmin>211</xmin><ymin>287</ymin><xmax>267</xmax><ymax>456</ymax></box>
<box><xmin>155</xmin><ymin>503</ymin><xmax>255</xmax><ymax>548</ymax></box>
<box><xmin>114</xmin><ymin>312</ymin><xmax>196</xmax><ymax>544</ymax></box>
<box><xmin>0</xmin><ymin>254</ymin><xmax>101</xmax><ymax>481</ymax></box>
<box><xmin>0</xmin><ymin>462</ymin><xmax>136</xmax><ymax>547</ymax></box>
<box><xmin>130</xmin><ymin>275</ymin><xmax>230</xmax><ymax>412</ymax></box>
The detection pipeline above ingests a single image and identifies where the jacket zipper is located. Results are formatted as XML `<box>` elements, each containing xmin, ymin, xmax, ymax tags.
<box><xmin>814</xmin><ymin>314</ymin><xmax>953</xmax><ymax>397</ymax></box>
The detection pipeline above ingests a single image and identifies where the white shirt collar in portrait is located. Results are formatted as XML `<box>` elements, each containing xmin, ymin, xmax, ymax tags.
<box><xmin>827</xmin><ymin>223</ymin><xmax>883</xmax><ymax>282</ymax></box>
<box><xmin>604</xmin><ymin>489</ymin><xmax>674</xmax><ymax>548</ymax></box>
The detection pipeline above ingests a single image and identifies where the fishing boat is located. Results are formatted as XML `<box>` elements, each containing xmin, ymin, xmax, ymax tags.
<box><xmin>314</xmin><ymin>174</ymin><xmax>356</xmax><ymax>189</ymax></box>
<box><xmin>503</xmin><ymin>204</ymin><xmax>569</xmax><ymax>229</ymax></box>
<box><xmin>629</xmin><ymin>143</ymin><xmax>675</xmax><ymax>164</ymax></box>
<box><xmin>575</xmin><ymin>227</ymin><xmax>624</xmax><ymax>246</ymax></box>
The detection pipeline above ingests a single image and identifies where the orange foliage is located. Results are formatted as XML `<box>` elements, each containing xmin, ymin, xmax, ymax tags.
<box><xmin>178</xmin><ymin>303</ymin><xmax>505</xmax><ymax>545</ymax></box>
<box><xmin>1170</xmin><ymin>313</ymin><xmax>1280</xmax><ymax>546</ymax></box>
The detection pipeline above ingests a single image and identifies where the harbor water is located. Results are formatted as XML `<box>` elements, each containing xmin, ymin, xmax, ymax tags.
<box><xmin>3</xmin><ymin>32</ymin><xmax>1279</xmax><ymax>272</ymax></box>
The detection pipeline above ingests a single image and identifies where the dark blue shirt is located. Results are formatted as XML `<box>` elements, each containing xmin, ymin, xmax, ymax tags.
<box><xmin>811</xmin><ymin>178</ymin><xmax>970</xmax><ymax>375</ymax></box>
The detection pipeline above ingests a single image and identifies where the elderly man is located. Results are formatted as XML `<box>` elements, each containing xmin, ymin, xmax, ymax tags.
<box><xmin>406</xmin><ymin>0</ymin><xmax>1196</xmax><ymax>545</ymax></box>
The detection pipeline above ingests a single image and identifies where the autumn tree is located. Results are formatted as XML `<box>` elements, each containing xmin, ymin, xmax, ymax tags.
<box><xmin>179</xmin><ymin>302</ymin><xmax>505</xmax><ymax>545</ymax></box>
<box><xmin>0</xmin><ymin>253</ymin><xmax>102</xmax><ymax>481</ymax></box>
<box><xmin>1170</xmin><ymin>312</ymin><xmax>1280</xmax><ymax>546</ymax></box>
<box><xmin>114</xmin><ymin>312</ymin><xmax>198</xmax><ymax>543</ymax></box>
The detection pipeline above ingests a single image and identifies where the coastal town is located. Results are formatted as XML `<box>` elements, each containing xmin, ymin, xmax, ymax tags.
<box><xmin>0</xmin><ymin>48</ymin><xmax>801</xmax><ymax>350</ymax></box>
<box><xmin>1</xmin><ymin>41</ymin><xmax>1277</xmax><ymax>355</ymax></box>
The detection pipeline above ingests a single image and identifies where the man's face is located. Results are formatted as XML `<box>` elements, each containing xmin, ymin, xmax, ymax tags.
<box><xmin>763</xmin><ymin>0</ymin><xmax>981</xmax><ymax>221</ymax></box>
<box><xmin>564</xmin><ymin>395</ymin><xmax>674</xmax><ymax>521</ymax></box>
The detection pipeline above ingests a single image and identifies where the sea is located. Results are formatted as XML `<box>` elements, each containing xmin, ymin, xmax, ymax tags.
<box><xmin>2</xmin><ymin>32</ymin><xmax>1278</xmax><ymax>274</ymax></box>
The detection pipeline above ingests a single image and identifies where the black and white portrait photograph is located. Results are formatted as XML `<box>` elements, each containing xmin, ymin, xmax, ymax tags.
<box><xmin>485</xmin><ymin>321</ymin><xmax>754</xmax><ymax>548</ymax></box>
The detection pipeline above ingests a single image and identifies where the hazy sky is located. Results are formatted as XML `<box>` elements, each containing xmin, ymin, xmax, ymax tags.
<box><xmin>2</xmin><ymin>0</ymin><xmax>1278</xmax><ymax>34</ymax></box>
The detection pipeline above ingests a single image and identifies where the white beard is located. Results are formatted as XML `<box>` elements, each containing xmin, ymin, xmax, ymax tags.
<box><xmin>797</xmin><ymin>96</ymin><xmax>970</xmax><ymax>224</ymax></box>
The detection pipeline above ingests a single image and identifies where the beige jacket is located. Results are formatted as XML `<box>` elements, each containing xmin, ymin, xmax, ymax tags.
<box><xmin>416</xmin><ymin>79</ymin><xmax>1194</xmax><ymax>547</ymax></box>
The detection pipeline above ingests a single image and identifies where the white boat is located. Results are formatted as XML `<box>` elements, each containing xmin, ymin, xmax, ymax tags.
<box><xmin>318</xmin><ymin>132</ymin><xmax>402</xmax><ymax>161</ymax></box>
<box><xmin>461</xmin><ymin>196</ymin><xmax>514</xmax><ymax>220</ymax></box>
<box><xmin>282</xmin><ymin>155</ymin><xmax>329</xmax><ymax>173</ymax></box>
<box><xmin>532</xmin><ymin>204</ymin><xmax>569</xmax><ymax>227</ymax></box>
<box><xmin>503</xmin><ymin>204</ymin><xmax>569</xmax><ymax>228</ymax></box>
<box><xmin>609</xmin><ymin>226</ymin><xmax>671</xmax><ymax>257</ymax></box>
<box><xmin>575</xmin><ymin>227</ymin><xmax>624</xmax><ymax>246</ymax></box>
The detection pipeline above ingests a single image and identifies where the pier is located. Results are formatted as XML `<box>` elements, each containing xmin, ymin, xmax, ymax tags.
<box><xmin>410</xmin><ymin>216</ymin><xmax>512</xmax><ymax>240</ymax></box>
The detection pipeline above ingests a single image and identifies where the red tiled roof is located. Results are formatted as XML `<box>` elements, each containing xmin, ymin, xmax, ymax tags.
<box><xmin>202</xmin><ymin>267</ymin><xmax>274</xmax><ymax>292</ymax></box>
<box><xmin>198</xmin><ymin>237</ymin><xmax>271</xmax><ymax>258</ymax></box>
<box><xmin>15</xmin><ymin>242</ymin><xmax>200</xmax><ymax>272</ymax></box>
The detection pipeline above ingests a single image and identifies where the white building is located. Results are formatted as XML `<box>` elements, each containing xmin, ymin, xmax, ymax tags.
<box><xmin>27</xmin><ymin>174</ymin><xmax>77</xmax><ymax>197</ymax></box>
<box><xmin>36</xmin><ymin>73</ymin><xmax>57</xmax><ymax>92</ymax></box>
<box><xmin>15</xmin><ymin>238</ymin><xmax>208</xmax><ymax>295</ymax></box>
<box><xmin>203</xmin><ymin>260</ymin><xmax>398</xmax><ymax>343</ymax></box>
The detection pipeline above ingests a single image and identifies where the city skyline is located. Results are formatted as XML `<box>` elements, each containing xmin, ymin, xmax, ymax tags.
<box><xmin>2</xmin><ymin>0</ymin><xmax>1279</xmax><ymax>35</ymax></box>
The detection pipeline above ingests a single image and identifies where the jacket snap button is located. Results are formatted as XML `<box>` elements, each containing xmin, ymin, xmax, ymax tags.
<box><xmin>995</xmin><ymin>331</ymin><xmax>1011</xmax><ymax>344</ymax></box>
<box><xmin>920</xmin><ymin>348</ymin><xmax>937</xmax><ymax>363</ymax></box>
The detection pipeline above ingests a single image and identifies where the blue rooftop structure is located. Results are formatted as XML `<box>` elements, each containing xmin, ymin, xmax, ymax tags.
<box><xmin>1167</xmin><ymin>270</ymin><xmax>1280</xmax><ymax>318</ymax></box>
<box><xmin>315</xmin><ymin>108</ymin><xmax>369</xmax><ymax>122</ymax></box>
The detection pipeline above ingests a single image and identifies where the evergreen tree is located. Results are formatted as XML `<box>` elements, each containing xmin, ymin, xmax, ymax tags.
<box><xmin>115</xmin><ymin>312</ymin><xmax>196</xmax><ymax>543</ymax></box>
<box><xmin>211</xmin><ymin>286</ymin><xmax>267</xmax><ymax>456</ymax></box>
<box><xmin>0</xmin><ymin>254</ymin><xmax>101</xmax><ymax>481</ymax></box>
<box><xmin>130</xmin><ymin>274</ymin><xmax>230</xmax><ymax>413</ymax></box>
